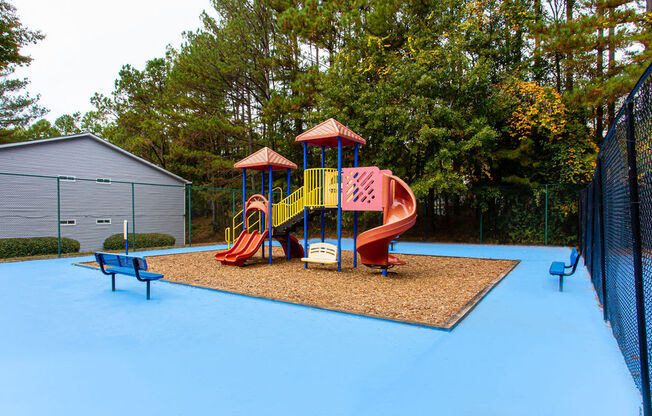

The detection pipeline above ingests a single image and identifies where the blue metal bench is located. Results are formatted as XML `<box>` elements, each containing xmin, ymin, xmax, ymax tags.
<box><xmin>94</xmin><ymin>252</ymin><xmax>163</xmax><ymax>300</ymax></box>
<box><xmin>549</xmin><ymin>247</ymin><xmax>580</xmax><ymax>292</ymax></box>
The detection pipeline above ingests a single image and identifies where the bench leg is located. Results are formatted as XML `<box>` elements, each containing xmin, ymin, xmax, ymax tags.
<box><xmin>559</xmin><ymin>275</ymin><xmax>564</xmax><ymax>292</ymax></box>
<box><xmin>146</xmin><ymin>280</ymin><xmax>150</xmax><ymax>300</ymax></box>
<box><xmin>112</xmin><ymin>274</ymin><xmax>115</xmax><ymax>292</ymax></box>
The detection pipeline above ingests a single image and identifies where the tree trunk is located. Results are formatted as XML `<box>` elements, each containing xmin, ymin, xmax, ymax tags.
<box><xmin>596</xmin><ymin>4</ymin><xmax>604</xmax><ymax>143</ymax></box>
<box><xmin>534</xmin><ymin>0</ymin><xmax>543</xmax><ymax>84</ymax></box>
<box><xmin>565</xmin><ymin>0</ymin><xmax>574</xmax><ymax>91</ymax></box>
<box><xmin>607</xmin><ymin>8</ymin><xmax>616</xmax><ymax>128</ymax></box>
<box><xmin>555</xmin><ymin>53</ymin><xmax>562</xmax><ymax>93</ymax></box>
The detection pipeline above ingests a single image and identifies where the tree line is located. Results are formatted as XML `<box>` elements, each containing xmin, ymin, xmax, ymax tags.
<box><xmin>1</xmin><ymin>0</ymin><xmax>651</xmax><ymax>241</ymax></box>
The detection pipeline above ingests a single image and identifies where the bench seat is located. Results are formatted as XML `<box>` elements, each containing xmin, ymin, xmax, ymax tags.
<box><xmin>105</xmin><ymin>266</ymin><xmax>163</xmax><ymax>280</ymax></box>
<box><xmin>549</xmin><ymin>247</ymin><xmax>580</xmax><ymax>292</ymax></box>
<box><xmin>302</xmin><ymin>242</ymin><xmax>338</xmax><ymax>266</ymax></box>
<box><xmin>301</xmin><ymin>256</ymin><xmax>338</xmax><ymax>264</ymax></box>
<box><xmin>549</xmin><ymin>261</ymin><xmax>566</xmax><ymax>276</ymax></box>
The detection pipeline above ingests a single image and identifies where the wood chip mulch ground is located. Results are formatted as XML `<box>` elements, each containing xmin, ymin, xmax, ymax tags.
<box><xmin>79</xmin><ymin>247</ymin><xmax>518</xmax><ymax>329</ymax></box>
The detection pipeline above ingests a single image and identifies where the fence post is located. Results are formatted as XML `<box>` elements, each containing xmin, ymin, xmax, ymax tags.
<box><xmin>479</xmin><ymin>210</ymin><xmax>483</xmax><ymax>243</ymax></box>
<box><xmin>545</xmin><ymin>184</ymin><xmax>548</xmax><ymax>245</ymax></box>
<box><xmin>596</xmin><ymin>158</ymin><xmax>608</xmax><ymax>321</ymax></box>
<box><xmin>131</xmin><ymin>182</ymin><xmax>136</xmax><ymax>252</ymax></box>
<box><xmin>56</xmin><ymin>177</ymin><xmax>61</xmax><ymax>258</ymax></box>
<box><xmin>625</xmin><ymin>99</ymin><xmax>651</xmax><ymax>416</ymax></box>
<box><xmin>187</xmin><ymin>185</ymin><xmax>192</xmax><ymax>247</ymax></box>
<box><xmin>578</xmin><ymin>191</ymin><xmax>583</xmax><ymax>256</ymax></box>
<box><xmin>583</xmin><ymin>191</ymin><xmax>588</xmax><ymax>265</ymax></box>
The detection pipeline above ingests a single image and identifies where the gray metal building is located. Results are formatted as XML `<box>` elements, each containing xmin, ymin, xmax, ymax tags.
<box><xmin>0</xmin><ymin>133</ymin><xmax>190</xmax><ymax>251</ymax></box>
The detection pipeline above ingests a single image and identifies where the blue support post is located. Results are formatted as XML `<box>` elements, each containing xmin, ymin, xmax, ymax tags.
<box><xmin>303</xmin><ymin>143</ymin><xmax>308</xmax><ymax>268</ymax></box>
<box><xmin>188</xmin><ymin>186</ymin><xmax>192</xmax><ymax>247</ymax></box>
<box><xmin>286</xmin><ymin>168</ymin><xmax>291</xmax><ymax>261</ymax></box>
<box><xmin>353</xmin><ymin>143</ymin><xmax>359</xmax><ymax>268</ymax></box>
<box><xmin>268</xmin><ymin>166</ymin><xmax>273</xmax><ymax>264</ymax></box>
<box><xmin>337</xmin><ymin>137</ymin><xmax>342</xmax><ymax>272</ymax></box>
<box><xmin>242</xmin><ymin>169</ymin><xmax>246</xmax><ymax>233</ymax></box>
<box><xmin>261</xmin><ymin>170</ymin><xmax>265</xmax><ymax>259</ymax></box>
<box><xmin>321</xmin><ymin>146</ymin><xmax>325</xmax><ymax>242</ymax></box>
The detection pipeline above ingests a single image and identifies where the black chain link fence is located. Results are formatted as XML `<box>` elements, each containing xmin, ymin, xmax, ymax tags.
<box><xmin>580</xmin><ymin>63</ymin><xmax>652</xmax><ymax>415</ymax></box>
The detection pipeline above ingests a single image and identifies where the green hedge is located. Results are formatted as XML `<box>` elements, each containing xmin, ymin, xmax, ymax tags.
<box><xmin>0</xmin><ymin>237</ymin><xmax>80</xmax><ymax>258</ymax></box>
<box><xmin>103</xmin><ymin>233</ymin><xmax>175</xmax><ymax>250</ymax></box>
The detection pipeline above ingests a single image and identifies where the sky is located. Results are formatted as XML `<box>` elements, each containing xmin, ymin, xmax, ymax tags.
<box><xmin>12</xmin><ymin>0</ymin><xmax>212</xmax><ymax>122</ymax></box>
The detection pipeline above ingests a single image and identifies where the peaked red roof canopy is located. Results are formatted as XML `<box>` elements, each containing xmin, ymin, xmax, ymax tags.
<box><xmin>233</xmin><ymin>147</ymin><xmax>298</xmax><ymax>171</ymax></box>
<box><xmin>295</xmin><ymin>118</ymin><xmax>366</xmax><ymax>148</ymax></box>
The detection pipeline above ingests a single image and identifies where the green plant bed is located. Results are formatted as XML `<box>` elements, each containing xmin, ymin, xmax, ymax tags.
<box><xmin>0</xmin><ymin>237</ymin><xmax>80</xmax><ymax>258</ymax></box>
<box><xmin>103</xmin><ymin>233</ymin><xmax>175</xmax><ymax>250</ymax></box>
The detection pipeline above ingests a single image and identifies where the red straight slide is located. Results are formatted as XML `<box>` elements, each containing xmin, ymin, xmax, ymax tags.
<box><xmin>215</xmin><ymin>230</ymin><xmax>304</xmax><ymax>266</ymax></box>
<box><xmin>356</xmin><ymin>174</ymin><xmax>417</xmax><ymax>268</ymax></box>
<box><xmin>214</xmin><ymin>230</ymin><xmax>253</xmax><ymax>262</ymax></box>
<box><xmin>222</xmin><ymin>231</ymin><xmax>269</xmax><ymax>266</ymax></box>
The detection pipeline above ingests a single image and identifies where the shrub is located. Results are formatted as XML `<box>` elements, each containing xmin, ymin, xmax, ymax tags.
<box><xmin>103</xmin><ymin>233</ymin><xmax>175</xmax><ymax>250</ymax></box>
<box><xmin>0</xmin><ymin>237</ymin><xmax>80</xmax><ymax>258</ymax></box>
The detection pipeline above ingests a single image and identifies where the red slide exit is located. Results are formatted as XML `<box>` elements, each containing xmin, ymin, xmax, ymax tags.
<box><xmin>356</xmin><ymin>174</ymin><xmax>416</xmax><ymax>268</ymax></box>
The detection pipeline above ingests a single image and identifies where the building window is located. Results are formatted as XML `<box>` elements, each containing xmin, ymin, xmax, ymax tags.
<box><xmin>96</xmin><ymin>218</ymin><xmax>111</xmax><ymax>225</ymax></box>
<box><xmin>96</xmin><ymin>178</ymin><xmax>111</xmax><ymax>184</ymax></box>
<box><xmin>60</xmin><ymin>219</ymin><xmax>76</xmax><ymax>226</ymax></box>
<box><xmin>58</xmin><ymin>175</ymin><xmax>76</xmax><ymax>182</ymax></box>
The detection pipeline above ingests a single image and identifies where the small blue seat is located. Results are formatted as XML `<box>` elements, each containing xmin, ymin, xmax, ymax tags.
<box><xmin>549</xmin><ymin>247</ymin><xmax>580</xmax><ymax>292</ymax></box>
<box><xmin>95</xmin><ymin>252</ymin><xmax>164</xmax><ymax>299</ymax></box>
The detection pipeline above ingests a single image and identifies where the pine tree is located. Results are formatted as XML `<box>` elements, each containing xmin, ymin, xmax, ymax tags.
<box><xmin>0</xmin><ymin>0</ymin><xmax>46</xmax><ymax>142</ymax></box>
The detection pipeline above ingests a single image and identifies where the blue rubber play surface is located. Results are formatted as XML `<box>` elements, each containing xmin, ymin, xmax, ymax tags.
<box><xmin>0</xmin><ymin>241</ymin><xmax>642</xmax><ymax>415</ymax></box>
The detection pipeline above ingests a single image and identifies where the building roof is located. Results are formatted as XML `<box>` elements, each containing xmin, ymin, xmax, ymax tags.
<box><xmin>233</xmin><ymin>147</ymin><xmax>298</xmax><ymax>171</ymax></box>
<box><xmin>0</xmin><ymin>133</ymin><xmax>191</xmax><ymax>184</ymax></box>
<box><xmin>295</xmin><ymin>118</ymin><xmax>366</xmax><ymax>148</ymax></box>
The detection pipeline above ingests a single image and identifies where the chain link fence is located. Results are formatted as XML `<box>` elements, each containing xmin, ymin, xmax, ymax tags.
<box><xmin>580</xmin><ymin>63</ymin><xmax>652</xmax><ymax>415</ymax></box>
<box><xmin>405</xmin><ymin>184</ymin><xmax>581</xmax><ymax>246</ymax></box>
<box><xmin>1</xmin><ymin>170</ymin><xmax>581</xmax><ymax>260</ymax></box>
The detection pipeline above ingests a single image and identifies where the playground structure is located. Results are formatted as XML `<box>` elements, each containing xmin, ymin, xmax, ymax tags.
<box><xmin>216</xmin><ymin>118</ymin><xmax>417</xmax><ymax>275</ymax></box>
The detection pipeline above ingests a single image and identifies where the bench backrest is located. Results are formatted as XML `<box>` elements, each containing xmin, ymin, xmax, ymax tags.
<box><xmin>569</xmin><ymin>247</ymin><xmax>580</xmax><ymax>272</ymax></box>
<box><xmin>308</xmin><ymin>243</ymin><xmax>338</xmax><ymax>260</ymax></box>
<box><xmin>95</xmin><ymin>252</ymin><xmax>148</xmax><ymax>270</ymax></box>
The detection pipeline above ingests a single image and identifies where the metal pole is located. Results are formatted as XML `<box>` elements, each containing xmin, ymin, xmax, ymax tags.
<box><xmin>242</xmin><ymin>169</ymin><xmax>247</xmax><ymax>233</ymax></box>
<box><xmin>131</xmin><ymin>182</ymin><xmax>136</xmax><ymax>251</ymax></box>
<box><xmin>261</xmin><ymin>170</ymin><xmax>265</xmax><ymax>259</ymax></box>
<box><xmin>596</xmin><ymin>158</ymin><xmax>608</xmax><ymax>321</ymax></box>
<box><xmin>582</xmin><ymin>191</ymin><xmax>588</xmax><ymax>265</ymax></box>
<box><xmin>286</xmin><ymin>168</ymin><xmax>291</xmax><ymax>261</ymax></box>
<box><xmin>187</xmin><ymin>185</ymin><xmax>192</xmax><ymax>247</ymax></box>
<box><xmin>353</xmin><ymin>143</ymin><xmax>359</xmax><ymax>268</ymax></box>
<box><xmin>625</xmin><ymin>100</ymin><xmax>652</xmax><ymax>416</ymax></box>
<box><xmin>480</xmin><ymin>211</ymin><xmax>483</xmax><ymax>243</ymax></box>
<box><xmin>337</xmin><ymin>137</ymin><xmax>342</xmax><ymax>272</ymax></box>
<box><xmin>545</xmin><ymin>184</ymin><xmax>548</xmax><ymax>245</ymax></box>
<box><xmin>268</xmin><ymin>166</ymin><xmax>272</xmax><ymax>264</ymax></box>
<box><xmin>303</xmin><ymin>142</ymin><xmax>308</xmax><ymax>269</ymax></box>
<box><xmin>321</xmin><ymin>146</ymin><xmax>325</xmax><ymax>243</ymax></box>
<box><xmin>57</xmin><ymin>177</ymin><xmax>61</xmax><ymax>258</ymax></box>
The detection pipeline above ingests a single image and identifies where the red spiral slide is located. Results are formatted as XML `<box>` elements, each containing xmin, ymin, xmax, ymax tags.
<box><xmin>356</xmin><ymin>173</ymin><xmax>417</xmax><ymax>268</ymax></box>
